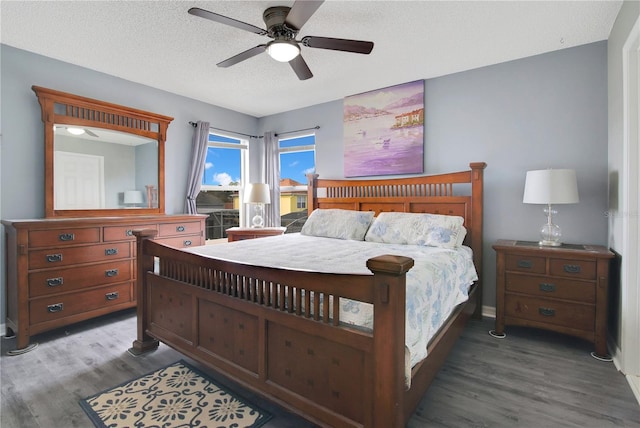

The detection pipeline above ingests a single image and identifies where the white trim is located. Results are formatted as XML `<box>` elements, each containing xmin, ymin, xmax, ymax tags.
<box><xmin>620</xmin><ymin>16</ymin><xmax>640</xmax><ymax>377</ymax></box>
<box><xmin>482</xmin><ymin>305</ymin><xmax>496</xmax><ymax>319</ymax></box>
<box><xmin>627</xmin><ymin>375</ymin><xmax>640</xmax><ymax>406</ymax></box>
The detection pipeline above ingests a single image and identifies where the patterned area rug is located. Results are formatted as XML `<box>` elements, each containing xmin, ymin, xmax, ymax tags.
<box><xmin>80</xmin><ymin>360</ymin><xmax>272</xmax><ymax>428</ymax></box>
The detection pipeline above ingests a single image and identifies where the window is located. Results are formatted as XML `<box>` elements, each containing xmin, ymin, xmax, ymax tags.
<box><xmin>198</xmin><ymin>133</ymin><xmax>248</xmax><ymax>240</ymax></box>
<box><xmin>296</xmin><ymin>195</ymin><xmax>306</xmax><ymax>209</ymax></box>
<box><xmin>279</xmin><ymin>134</ymin><xmax>315</xmax><ymax>232</ymax></box>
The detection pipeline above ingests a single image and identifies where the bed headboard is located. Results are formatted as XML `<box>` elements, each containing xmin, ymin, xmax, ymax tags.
<box><xmin>307</xmin><ymin>162</ymin><xmax>487</xmax><ymax>313</ymax></box>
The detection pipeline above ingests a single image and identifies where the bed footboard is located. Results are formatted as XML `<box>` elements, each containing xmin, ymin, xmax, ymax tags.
<box><xmin>131</xmin><ymin>230</ymin><xmax>414</xmax><ymax>428</ymax></box>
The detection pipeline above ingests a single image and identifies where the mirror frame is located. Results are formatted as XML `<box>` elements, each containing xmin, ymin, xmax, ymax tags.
<box><xmin>33</xmin><ymin>86</ymin><xmax>173</xmax><ymax>218</ymax></box>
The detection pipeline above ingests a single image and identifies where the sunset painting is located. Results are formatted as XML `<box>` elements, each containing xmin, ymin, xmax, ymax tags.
<box><xmin>343</xmin><ymin>80</ymin><xmax>424</xmax><ymax>177</ymax></box>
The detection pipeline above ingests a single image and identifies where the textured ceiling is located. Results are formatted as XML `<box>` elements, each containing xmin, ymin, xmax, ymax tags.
<box><xmin>1</xmin><ymin>1</ymin><xmax>622</xmax><ymax>118</ymax></box>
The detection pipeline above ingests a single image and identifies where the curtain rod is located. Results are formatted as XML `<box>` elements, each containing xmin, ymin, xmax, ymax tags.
<box><xmin>189</xmin><ymin>121</ymin><xmax>262</xmax><ymax>139</ymax></box>
<box><xmin>275</xmin><ymin>125</ymin><xmax>320</xmax><ymax>137</ymax></box>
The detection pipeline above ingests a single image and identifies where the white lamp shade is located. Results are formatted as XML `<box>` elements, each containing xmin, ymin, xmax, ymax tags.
<box><xmin>244</xmin><ymin>183</ymin><xmax>271</xmax><ymax>204</ymax></box>
<box><xmin>523</xmin><ymin>169</ymin><xmax>579</xmax><ymax>204</ymax></box>
<box><xmin>124</xmin><ymin>190</ymin><xmax>143</xmax><ymax>204</ymax></box>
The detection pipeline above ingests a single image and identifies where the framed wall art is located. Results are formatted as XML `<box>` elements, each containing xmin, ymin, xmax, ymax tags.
<box><xmin>343</xmin><ymin>80</ymin><xmax>424</xmax><ymax>177</ymax></box>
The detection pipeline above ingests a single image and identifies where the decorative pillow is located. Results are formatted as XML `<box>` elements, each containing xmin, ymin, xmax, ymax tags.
<box><xmin>301</xmin><ymin>209</ymin><xmax>375</xmax><ymax>241</ymax></box>
<box><xmin>364</xmin><ymin>211</ymin><xmax>466</xmax><ymax>248</ymax></box>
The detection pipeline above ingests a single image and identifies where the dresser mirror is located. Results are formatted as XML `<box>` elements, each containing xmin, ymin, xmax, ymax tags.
<box><xmin>33</xmin><ymin>86</ymin><xmax>173</xmax><ymax>217</ymax></box>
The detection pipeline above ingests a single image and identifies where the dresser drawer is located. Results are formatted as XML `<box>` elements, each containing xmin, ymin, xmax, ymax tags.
<box><xmin>156</xmin><ymin>236</ymin><xmax>200</xmax><ymax>248</ymax></box>
<box><xmin>505</xmin><ymin>254</ymin><xmax>546</xmax><ymax>274</ymax></box>
<box><xmin>28</xmin><ymin>227</ymin><xmax>100</xmax><ymax>248</ymax></box>
<box><xmin>29</xmin><ymin>242</ymin><xmax>131</xmax><ymax>269</ymax></box>
<box><xmin>29</xmin><ymin>260</ymin><xmax>132</xmax><ymax>298</ymax></box>
<box><xmin>29</xmin><ymin>282</ymin><xmax>132</xmax><ymax>325</ymax></box>
<box><xmin>505</xmin><ymin>294</ymin><xmax>594</xmax><ymax>331</ymax></box>
<box><xmin>158</xmin><ymin>221</ymin><xmax>202</xmax><ymax>237</ymax></box>
<box><xmin>549</xmin><ymin>258</ymin><xmax>596</xmax><ymax>280</ymax></box>
<box><xmin>505</xmin><ymin>273</ymin><xmax>595</xmax><ymax>303</ymax></box>
<box><xmin>104</xmin><ymin>224</ymin><xmax>157</xmax><ymax>242</ymax></box>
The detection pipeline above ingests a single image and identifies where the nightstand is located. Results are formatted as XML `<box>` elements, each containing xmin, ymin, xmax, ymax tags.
<box><xmin>491</xmin><ymin>239</ymin><xmax>614</xmax><ymax>360</ymax></box>
<box><xmin>226</xmin><ymin>227</ymin><xmax>287</xmax><ymax>242</ymax></box>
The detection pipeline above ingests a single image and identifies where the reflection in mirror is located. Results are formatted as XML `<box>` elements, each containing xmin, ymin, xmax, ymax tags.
<box><xmin>53</xmin><ymin>125</ymin><xmax>158</xmax><ymax>210</ymax></box>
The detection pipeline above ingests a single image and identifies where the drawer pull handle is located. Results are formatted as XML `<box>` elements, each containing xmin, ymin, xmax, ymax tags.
<box><xmin>105</xmin><ymin>248</ymin><xmax>118</xmax><ymax>256</ymax></box>
<box><xmin>105</xmin><ymin>292</ymin><xmax>119</xmax><ymax>301</ymax></box>
<box><xmin>58</xmin><ymin>233</ymin><xmax>74</xmax><ymax>241</ymax></box>
<box><xmin>517</xmin><ymin>260</ymin><xmax>532</xmax><ymax>269</ymax></box>
<box><xmin>184</xmin><ymin>240</ymin><xmax>192</xmax><ymax>247</ymax></box>
<box><xmin>47</xmin><ymin>303</ymin><xmax>64</xmax><ymax>313</ymax></box>
<box><xmin>46</xmin><ymin>277</ymin><xmax>64</xmax><ymax>287</ymax></box>
<box><xmin>46</xmin><ymin>254</ymin><xmax>63</xmax><ymax>263</ymax></box>
<box><xmin>539</xmin><ymin>283</ymin><xmax>556</xmax><ymax>292</ymax></box>
<box><xmin>176</xmin><ymin>225</ymin><xmax>186</xmax><ymax>232</ymax></box>
<box><xmin>126</xmin><ymin>229</ymin><xmax>134</xmax><ymax>236</ymax></box>
<box><xmin>563</xmin><ymin>264</ymin><xmax>581</xmax><ymax>274</ymax></box>
<box><xmin>105</xmin><ymin>269</ymin><xmax>119</xmax><ymax>277</ymax></box>
<box><xmin>538</xmin><ymin>307</ymin><xmax>555</xmax><ymax>317</ymax></box>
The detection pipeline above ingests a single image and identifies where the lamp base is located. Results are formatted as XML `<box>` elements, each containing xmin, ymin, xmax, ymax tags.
<box><xmin>539</xmin><ymin>239</ymin><xmax>562</xmax><ymax>247</ymax></box>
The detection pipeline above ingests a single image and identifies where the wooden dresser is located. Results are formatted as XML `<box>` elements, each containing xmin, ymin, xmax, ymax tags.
<box><xmin>2</xmin><ymin>215</ymin><xmax>205</xmax><ymax>350</ymax></box>
<box><xmin>492</xmin><ymin>239</ymin><xmax>614</xmax><ymax>359</ymax></box>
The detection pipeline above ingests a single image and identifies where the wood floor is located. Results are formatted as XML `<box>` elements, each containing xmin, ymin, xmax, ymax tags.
<box><xmin>1</xmin><ymin>309</ymin><xmax>638</xmax><ymax>427</ymax></box>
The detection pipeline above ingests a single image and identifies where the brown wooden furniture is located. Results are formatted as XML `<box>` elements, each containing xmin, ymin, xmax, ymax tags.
<box><xmin>32</xmin><ymin>85</ymin><xmax>173</xmax><ymax>218</ymax></box>
<box><xmin>226</xmin><ymin>226</ymin><xmax>287</xmax><ymax>242</ymax></box>
<box><xmin>492</xmin><ymin>239</ymin><xmax>614</xmax><ymax>359</ymax></box>
<box><xmin>2</xmin><ymin>215</ymin><xmax>205</xmax><ymax>351</ymax></box>
<box><xmin>131</xmin><ymin>162</ymin><xmax>485</xmax><ymax>428</ymax></box>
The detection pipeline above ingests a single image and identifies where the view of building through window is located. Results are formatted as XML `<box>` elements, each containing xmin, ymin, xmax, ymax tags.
<box><xmin>196</xmin><ymin>133</ymin><xmax>315</xmax><ymax>239</ymax></box>
<box><xmin>279</xmin><ymin>134</ymin><xmax>315</xmax><ymax>232</ymax></box>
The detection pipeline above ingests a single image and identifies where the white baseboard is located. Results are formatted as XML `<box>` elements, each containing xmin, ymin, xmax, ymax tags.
<box><xmin>482</xmin><ymin>305</ymin><xmax>496</xmax><ymax>319</ymax></box>
<box><xmin>627</xmin><ymin>375</ymin><xmax>640</xmax><ymax>406</ymax></box>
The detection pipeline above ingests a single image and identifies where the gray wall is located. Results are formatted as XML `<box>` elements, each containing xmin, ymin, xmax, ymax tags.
<box><xmin>260</xmin><ymin>41</ymin><xmax>609</xmax><ymax>311</ymax></box>
<box><xmin>0</xmin><ymin>41</ymin><xmax>609</xmax><ymax>323</ymax></box>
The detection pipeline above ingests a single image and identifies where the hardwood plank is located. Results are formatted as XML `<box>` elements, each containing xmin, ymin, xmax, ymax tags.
<box><xmin>1</xmin><ymin>310</ymin><xmax>638</xmax><ymax>427</ymax></box>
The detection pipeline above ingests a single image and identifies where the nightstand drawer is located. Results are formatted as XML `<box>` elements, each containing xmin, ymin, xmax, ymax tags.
<box><xmin>505</xmin><ymin>295</ymin><xmax>594</xmax><ymax>331</ymax></box>
<box><xmin>505</xmin><ymin>254</ymin><xmax>546</xmax><ymax>274</ymax></box>
<box><xmin>549</xmin><ymin>258</ymin><xmax>596</xmax><ymax>280</ymax></box>
<box><xmin>505</xmin><ymin>273</ymin><xmax>595</xmax><ymax>303</ymax></box>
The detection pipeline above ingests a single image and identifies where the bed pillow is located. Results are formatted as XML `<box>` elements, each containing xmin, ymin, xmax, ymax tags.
<box><xmin>301</xmin><ymin>208</ymin><xmax>375</xmax><ymax>241</ymax></box>
<box><xmin>364</xmin><ymin>211</ymin><xmax>466</xmax><ymax>248</ymax></box>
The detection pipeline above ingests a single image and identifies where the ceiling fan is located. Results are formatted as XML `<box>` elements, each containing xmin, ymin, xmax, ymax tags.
<box><xmin>188</xmin><ymin>0</ymin><xmax>374</xmax><ymax>80</ymax></box>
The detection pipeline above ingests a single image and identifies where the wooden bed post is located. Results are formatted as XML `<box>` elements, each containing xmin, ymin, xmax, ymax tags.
<box><xmin>469</xmin><ymin>162</ymin><xmax>487</xmax><ymax>319</ymax></box>
<box><xmin>129</xmin><ymin>229</ymin><xmax>160</xmax><ymax>356</ymax></box>
<box><xmin>306</xmin><ymin>173</ymin><xmax>319</xmax><ymax>216</ymax></box>
<box><xmin>367</xmin><ymin>255</ymin><xmax>415</xmax><ymax>428</ymax></box>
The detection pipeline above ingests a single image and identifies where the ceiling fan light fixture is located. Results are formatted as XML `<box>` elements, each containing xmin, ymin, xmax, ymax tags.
<box><xmin>66</xmin><ymin>127</ymin><xmax>85</xmax><ymax>135</ymax></box>
<box><xmin>267</xmin><ymin>40</ymin><xmax>300</xmax><ymax>62</ymax></box>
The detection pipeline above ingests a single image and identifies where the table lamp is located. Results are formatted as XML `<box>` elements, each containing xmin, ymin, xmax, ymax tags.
<box><xmin>244</xmin><ymin>183</ymin><xmax>271</xmax><ymax>228</ymax></box>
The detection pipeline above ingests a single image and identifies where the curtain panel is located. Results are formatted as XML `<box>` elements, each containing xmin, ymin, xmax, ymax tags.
<box><xmin>185</xmin><ymin>121</ymin><xmax>210</xmax><ymax>214</ymax></box>
<box><xmin>264</xmin><ymin>131</ymin><xmax>281</xmax><ymax>227</ymax></box>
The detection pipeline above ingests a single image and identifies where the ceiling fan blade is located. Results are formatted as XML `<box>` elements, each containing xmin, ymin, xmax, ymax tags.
<box><xmin>217</xmin><ymin>45</ymin><xmax>267</xmax><ymax>68</ymax></box>
<box><xmin>302</xmin><ymin>36</ymin><xmax>374</xmax><ymax>54</ymax></box>
<box><xmin>289</xmin><ymin>55</ymin><xmax>313</xmax><ymax>80</ymax></box>
<box><xmin>285</xmin><ymin>0</ymin><xmax>324</xmax><ymax>31</ymax></box>
<box><xmin>188</xmin><ymin>7</ymin><xmax>267</xmax><ymax>36</ymax></box>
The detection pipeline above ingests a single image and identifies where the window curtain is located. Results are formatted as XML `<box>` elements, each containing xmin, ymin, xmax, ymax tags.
<box><xmin>263</xmin><ymin>131</ymin><xmax>281</xmax><ymax>227</ymax></box>
<box><xmin>185</xmin><ymin>121</ymin><xmax>210</xmax><ymax>214</ymax></box>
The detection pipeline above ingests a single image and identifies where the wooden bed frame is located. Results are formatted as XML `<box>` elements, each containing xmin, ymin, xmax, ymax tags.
<box><xmin>130</xmin><ymin>162</ymin><xmax>486</xmax><ymax>428</ymax></box>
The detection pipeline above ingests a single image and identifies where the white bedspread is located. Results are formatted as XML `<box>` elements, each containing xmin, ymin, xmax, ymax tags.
<box><xmin>185</xmin><ymin>233</ymin><xmax>477</xmax><ymax>368</ymax></box>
